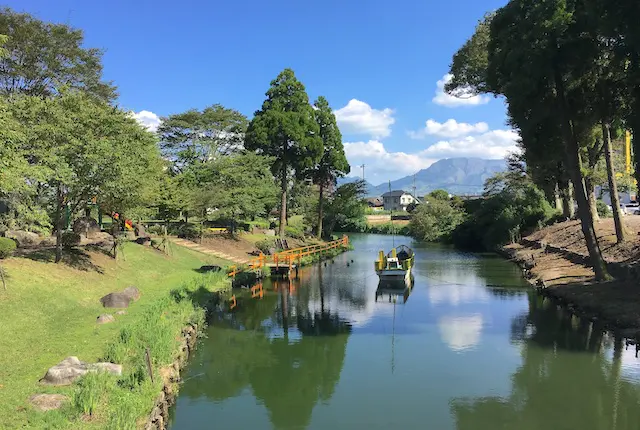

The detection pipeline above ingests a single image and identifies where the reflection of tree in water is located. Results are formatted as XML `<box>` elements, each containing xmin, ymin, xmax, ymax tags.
<box><xmin>180</xmin><ymin>275</ymin><xmax>351</xmax><ymax>430</ymax></box>
<box><xmin>452</xmin><ymin>293</ymin><xmax>640</xmax><ymax>430</ymax></box>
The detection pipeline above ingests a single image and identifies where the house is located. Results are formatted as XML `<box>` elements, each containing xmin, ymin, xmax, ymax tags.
<box><xmin>381</xmin><ymin>190</ymin><xmax>416</xmax><ymax>212</ymax></box>
<box><xmin>366</xmin><ymin>197</ymin><xmax>384</xmax><ymax>211</ymax></box>
<box><xmin>595</xmin><ymin>185</ymin><xmax>636</xmax><ymax>206</ymax></box>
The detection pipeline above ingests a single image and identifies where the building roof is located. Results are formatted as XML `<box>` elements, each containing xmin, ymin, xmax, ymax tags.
<box><xmin>382</xmin><ymin>190</ymin><xmax>408</xmax><ymax>197</ymax></box>
<box><xmin>366</xmin><ymin>197</ymin><xmax>383</xmax><ymax>206</ymax></box>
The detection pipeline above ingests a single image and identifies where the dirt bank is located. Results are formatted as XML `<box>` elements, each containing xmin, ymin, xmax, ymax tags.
<box><xmin>504</xmin><ymin>218</ymin><xmax>640</xmax><ymax>338</ymax></box>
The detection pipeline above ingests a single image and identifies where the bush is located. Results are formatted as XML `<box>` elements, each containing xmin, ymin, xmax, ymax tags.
<box><xmin>177</xmin><ymin>223</ymin><xmax>200</xmax><ymax>240</ymax></box>
<box><xmin>285</xmin><ymin>225</ymin><xmax>305</xmax><ymax>239</ymax></box>
<box><xmin>146</xmin><ymin>225</ymin><xmax>166</xmax><ymax>235</ymax></box>
<box><xmin>0</xmin><ymin>237</ymin><xmax>17</xmax><ymax>259</ymax></box>
<box><xmin>596</xmin><ymin>199</ymin><xmax>610</xmax><ymax>217</ymax></box>
<box><xmin>409</xmin><ymin>199</ymin><xmax>465</xmax><ymax>242</ymax></box>
<box><xmin>255</xmin><ymin>239</ymin><xmax>275</xmax><ymax>254</ymax></box>
<box><xmin>61</xmin><ymin>231</ymin><xmax>81</xmax><ymax>249</ymax></box>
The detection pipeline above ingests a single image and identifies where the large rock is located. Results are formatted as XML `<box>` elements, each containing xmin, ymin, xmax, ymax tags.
<box><xmin>97</xmin><ymin>314</ymin><xmax>115</xmax><ymax>324</ymax></box>
<box><xmin>6</xmin><ymin>230</ymin><xmax>40</xmax><ymax>247</ymax></box>
<box><xmin>122</xmin><ymin>286</ymin><xmax>141</xmax><ymax>301</ymax></box>
<box><xmin>99</xmin><ymin>292</ymin><xmax>132</xmax><ymax>308</ymax></box>
<box><xmin>72</xmin><ymin>217</ymin><xmax>101</xmax><ymax>238</ymax></box>
<box><xmin>29</xmin><ymin>393</ymin><xmax>69</xmax><ymax>411</ymax></box>
<box><xmin>40</xmin><ymin>356</ymin><xmax>122</xmax><ymax>386</ymax></box>
<box><xmin>198</xmin><ymin>265</ymin><xmax>221</xmax><ymax>273</ymax></box>
<box><xmin>133</xmin><ymin>223</ymin><xmax>146</xmax><ymax>238</ymax></box>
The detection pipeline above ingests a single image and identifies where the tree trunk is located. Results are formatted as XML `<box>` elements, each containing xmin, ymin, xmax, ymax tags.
<box><xmin>554</xmin><ymin>183</ymin><xmax>563</xmax><ymax>212</ymax></box>
<box><xmin>279</xmin><ymin>169</ymin><xmax>287</xmax><ymax>237</ymax></box>
<box><xmin>316</xmin><ymin>183</ymin><xmax>324</xmax><ymax>238</ymax></box>
<box><xmin>585</xmin><ymin>177</ymin><xmax>599</xmax><ymax>224</ymax></box>
<box><xmin>559</xmin><ymin>179</ymin><xmax>574</xmax><ymax>219</ymax></box>
<box><xmin>553</xmin><ymin>65</ymin><xmax>609</xmax><ymax>280</ymax></box>
<box><xmin>603</xmin><ymin>122</ymin><xmax>626</xmax><ymax>243</ymax></box>
<box><xmin>55</xmin><ymin>186</ymin><xmax>64</xmax><ymax>263</ymax></box>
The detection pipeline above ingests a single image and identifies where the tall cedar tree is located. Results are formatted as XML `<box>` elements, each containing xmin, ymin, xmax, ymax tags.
<box><xmin>0</xmin><ymin>8</ymin><xmax>116</xmax><ymax>101</ymax></box>
<box><xmin>312</xmin><ymin>96</ymin><xmax>350</xmax><ymax>238</ymax></box>
<box><xmin>245</xmin><ymin>69</ymin><xmax>323</xmax><ymax>237</ymax></box>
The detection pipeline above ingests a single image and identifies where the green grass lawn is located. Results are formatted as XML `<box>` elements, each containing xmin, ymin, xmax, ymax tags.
<box><xmin>0</xmin><ymin>242</ymin><xmax>231</xmax><ymax>429</ymax></box>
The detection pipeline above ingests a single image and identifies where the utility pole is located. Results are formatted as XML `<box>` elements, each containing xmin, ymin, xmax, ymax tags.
<box><xmin>360</xmin><ymin>164</ymin><xmax>365</xmax><ymax>181</ymax></box>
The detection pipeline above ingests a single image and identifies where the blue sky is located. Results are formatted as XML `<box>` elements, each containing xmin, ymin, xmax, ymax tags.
<box><xmin>9</xmin><ymin>0</ymin><xmax>517</xmax><ymax>185</ymax></box>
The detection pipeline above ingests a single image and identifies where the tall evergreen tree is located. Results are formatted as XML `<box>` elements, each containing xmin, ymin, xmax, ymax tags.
<box><xmin>312</xmin><ymin>96</ymin><xmax>350</xmax><ymax>238</ymax></box>
<box><xmin>245</xmin><ymin>69</ymin><xmax>323</xmax><ymax>237</ymax></box>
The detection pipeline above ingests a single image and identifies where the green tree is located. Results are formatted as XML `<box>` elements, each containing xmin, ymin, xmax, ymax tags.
<box><xmin>323</xmin><ymin>180</ymin><xmax>367</xmax><ymax>237</ymax></box>
<box><xmin>409</xmin><ymin>198</ymin><xmax>464</xmax><ymax>242</ymax></box>
<box><xmin>195</xmin><ymin>152</ymin><xmax>278</xmax><ymax>232</ymax></box>
<box><xmin>311</xmin><ymin>96</ymin><xmax>350</xmax><ymax>237</ymax></box>
<box><xmin>0</xmin><ymin>8</ymin><xmax>115</xmax><ymax>100</ymax></box>
<box><xmin>428</xmin><ymin>189</ymin><xmax>450</xmax><ymax>201</ymax></box>
<box><xmin>157</xmin><ymin>104</ymin><xmax>248</xmax><ymax>172</ymax></box>
<box><xmin>245</xmin><ymin>68</ymin><xmax>323</xmax><ymax>237</ymax></box>
<box><xmin>9</xmin><ymin>92</ymin><xmax>161</xmax><ymax>262</ymax></box>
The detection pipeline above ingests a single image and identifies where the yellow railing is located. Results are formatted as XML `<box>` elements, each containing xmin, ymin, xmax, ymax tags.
<box><xmin>227</xmin><ymin>235</ymin><xmax>349</xmax><ymax>277</ymax></box>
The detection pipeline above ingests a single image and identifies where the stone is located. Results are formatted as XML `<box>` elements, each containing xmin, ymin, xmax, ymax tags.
<box><xmin>123</xmin><ymin>286</ymin><xmax>141</xmax><ymax>301</ymax></box>
<box><xmin>264</xmin><ymin>229</ymin><xmax>276</xmax><ymax>237</ymax></box>
<box><xmin>6</xmin><ymin>230</ymin><xmax>40</xmax><ymax>247</ymax></box>
<box><xmin>40</xmin><ymin>356</ymin><xmax>122</xmax><ymax>386</ymax></box>
<box><xmin>135</xmin><ymin>236</ymin><xmax>151</xmax><ymax>246</ymax></box>
<box><xmin>198</xmin><ymin>265</ymin><xmax>221</xmax><ymax>273</ymax></box>
<box><xmin>100</xmin><ymin>292</ymin><xmax>132</xmax><ymax>308</ymax></box>
<box><xmin>134</xmin><ymin>223</ymin><xmax>146</xmax><ymax>237</ymax></box>
<box><xmin>72</xmin><ymin>217</ymin><xmax>101</xmax><ymax>238</ymax></box>
<box><xmin>116</xmin><ymin>310</ymin><xmax>127</xmax><ymax>315</ymax></box>
<box><xmin>29</xmin><ymin>393</ymin><xmax>69</xmax><ymax>411</ymax></box>
<box><xmin>97</xmin><ymin>314</ymin><xmax>115</xmax><ymax>324</ymax></box>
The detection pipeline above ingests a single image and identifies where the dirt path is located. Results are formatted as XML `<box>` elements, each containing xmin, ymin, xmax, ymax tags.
<box><xmin>170</xmin><ymin>238</ymin><xmax>251</xmax><ymax>265</ymax></box>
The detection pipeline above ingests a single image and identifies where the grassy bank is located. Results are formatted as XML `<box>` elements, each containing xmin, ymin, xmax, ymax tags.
<box><xmin>0</xmin><ymin>242</ymin><xmax>231</xmax><ymax>429</ymax></box>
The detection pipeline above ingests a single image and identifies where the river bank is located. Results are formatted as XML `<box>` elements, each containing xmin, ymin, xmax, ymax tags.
<box><xmin>501</xmin><ymin>217</ymin><xmax>640</xmax><ymax>340</ymax></box>
<box><xmin>0</xmin><ymin>241</ymin><xmax>231</xmax><ymax>429</ymax></box>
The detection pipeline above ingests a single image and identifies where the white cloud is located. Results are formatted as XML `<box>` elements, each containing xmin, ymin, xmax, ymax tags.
<box><xmin>131</xmin><ymin>110</ymin><xmax>161</xmax><ymax>132</ymax></box>
<box><xmin>334</xmin><ymin>99</ymin><xmax>395</xmax><ymax>139</ymax></box>
<box><xmin>408</xmin><ymin>119</ymin><xmax>489</xmax><ymax>139</ymax></box>
<box><xmin>432</xmin><ymin>74</ymin><xmax>490</xmax><ymax>107</ymax></box>
<box><xmin>344</xmin><ymin>129</ymin><xmax>519</xmax><ymax>182</ymax></box>
<box><xmin>344</xmin><ymin>140</ymin><xmax>436</xmax><ymax>182</ymax></box>
<box><xmin>422</xmin><ymin>129</ymin><xmax>520</xmax><ymax>159</ymax></box>
<box><xmin>438</xmin><ymin>314</ymin><xmax>484</xmax><ymax>352</ymax></box>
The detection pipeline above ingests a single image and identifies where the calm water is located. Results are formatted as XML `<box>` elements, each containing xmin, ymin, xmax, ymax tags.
<box><xmin>169</xmin><ymin>234</ymin><xmax>640</xmax><ymax>430</ymax></box>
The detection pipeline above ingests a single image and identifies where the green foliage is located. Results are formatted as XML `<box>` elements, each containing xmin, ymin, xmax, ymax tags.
<box><xmin>0</xmin><ymin>8</ymin><xmax>116</xmax><ymax>100</ymax></box>
<box><xmin>596</xmin><ymin>199</ymin><xmax>610</xmax><ymax>218</ymax></box>
<box><xmin>428</xmin><ymin>189</ymin><xmax>450</xmax><ymax>201</ymax></box>
<box><xmin>157</xmin><ymin>104</ymin><xmax>248</xmax><ymax>172</ymax></box>
<box><xmin>453</xmin><ymin>174</ymin><xmax>556</xmax><ymax>251</ymax></box>
<box><xmin>409</xmin><ymin>198</ymin><xmax>465</xmax><ymax>242</ymax></box>
<box><xmin>245</xmin><ymin>68</ymin><xmax>323</xmax><ymax>236</ymax></box>
<box><xmin>255</xmin><ymin>239</ymin><xmax>275</xmax><ymax>254</ymax></box>
<box><xmin>61</xmin><ymin>231</ymin><xmax>81</xmax><ymax>249</ymax></box>
<box><xmin>366</xmin><ymin>223</ymin><xmax>410</xmax><ymax>236</ymax></box>
<box><xmin>323</xmin><ymin>180</ymin><xmax>367</xmax><ymax>237</ymax></box>
<box><xmin>0</xmin><ymin>237</ymin><xmax>16</xmax><ymax>259</ymax></box>
<box><xmin>285</xmin><ymin>225</ymin><xmax>305</xmax><ymax>239</ymax></box>
<box><xmin>72</xmin><ymin>371</ymin><xmax>112</xmax><ymax>416</ymax></box>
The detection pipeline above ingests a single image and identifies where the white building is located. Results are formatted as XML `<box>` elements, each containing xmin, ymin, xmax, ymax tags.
<box><xmin>381</xmin><ymin>190</ymin><xmax>416</xmax><ymax>211</ymax></box>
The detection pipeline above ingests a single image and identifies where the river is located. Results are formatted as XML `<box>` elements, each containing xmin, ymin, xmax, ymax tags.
<box><xmin>169</xmin><ymin>233</ymin><xmax>640</xmax><ymax>430</ymax></box>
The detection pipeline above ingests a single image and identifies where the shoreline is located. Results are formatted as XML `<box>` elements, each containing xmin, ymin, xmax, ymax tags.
<box><xmin>499</xmin><ymin>240</ymin><xmax>640</xmax><ymax>348</ymax></box>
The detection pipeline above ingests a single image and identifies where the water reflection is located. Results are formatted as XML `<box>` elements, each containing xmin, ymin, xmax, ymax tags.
<box><xmin>170</xmin><ymin>234</ymin><xmax>640</xmax><ymax>430</ymax></box>
<box><xmin>451</xmin><ymin>292</ymin><xmax>640</xmax><ymax>430</ymax></box>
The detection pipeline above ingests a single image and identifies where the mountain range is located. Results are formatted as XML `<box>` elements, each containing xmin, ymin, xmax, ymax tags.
<box><xmin>338</xmin><ymin>158</ymin><xmax>507</xmax><ymax>197</ymax></box>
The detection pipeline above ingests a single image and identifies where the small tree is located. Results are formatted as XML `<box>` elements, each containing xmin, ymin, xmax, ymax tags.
<box><xmin>323</xmin><ymin>181</ymin><xmax>367</xmax><ymax>237</ymax></box>
<box><xmin>245</xmin><ymin>68</ymin><xmax>323</xmax><ymax>237</ymax></box>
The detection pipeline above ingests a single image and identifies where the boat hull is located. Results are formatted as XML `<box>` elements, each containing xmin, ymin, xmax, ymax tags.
<box><xmin>376</xmin><ymin>269</ymin><xmax>411</xmax><ymax>282</ymax></box>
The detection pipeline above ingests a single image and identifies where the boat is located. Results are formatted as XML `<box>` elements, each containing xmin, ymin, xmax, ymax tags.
<box><xmin>374</xmin><ymin>245</ymin><xmax>414</xmax><ymax>282</ymax></box>
<box><xmin>375</xmin><ymin>275</ymin><xmax>414</xmax><ymax>304</ymax></box>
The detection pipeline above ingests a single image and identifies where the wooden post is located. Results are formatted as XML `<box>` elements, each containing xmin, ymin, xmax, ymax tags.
<box><xmin>145</xmin><ymin>348</ymin><xmax>154</xmax><ymax>383</ymax></box>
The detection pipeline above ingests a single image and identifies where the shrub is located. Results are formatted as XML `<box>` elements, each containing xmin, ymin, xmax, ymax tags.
<box><xmin>285</xmin><ymin>225</ymin><xmax>305</xmax><ymax>239</ymax></box>
<box><xmin>0</xmin><ymin>237</ymin><xmax>17</xmax><ymax>259</ymax></box>
<box><xmin>146</xmin><ymin>225</ymin><xmax>166</xmax><ymax>235</ymax></box>
<box><xmin>596</xmin><ymin>199</ymin><xmax>610</xmax><ymax>217</ymax></box>
<box><xmin>177</xmin><ymin>223</ymin><xmax>200</xmax><ymax>240</ymax></box>
<box><xmin>409</xmin><ymin>199</ymin><xmax>464</xmax><ymax>242</ymax></box>
<box><xmin>255</xmin><ymin>239</ymin><xmax>274</xmax><ymax>254</ymax></box>
<box><xmin>61</xmin><ymin>231</ymin><xmax>81</xmax><ymax>249</ymax></box>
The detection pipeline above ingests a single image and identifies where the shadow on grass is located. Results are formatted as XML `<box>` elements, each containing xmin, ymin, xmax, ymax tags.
<box><xmin>22</xmin><ymin>248</ymin><xmax>105</xmax><ymax>273</ymax></box>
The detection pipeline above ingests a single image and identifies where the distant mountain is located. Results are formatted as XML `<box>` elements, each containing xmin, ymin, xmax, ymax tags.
<box><xmin>336</xmin><ymin>176</ymin><xmax>376</xmax><ymax>196</ymax></box>
<box><xmin>369</xmin><ymin>158</ymin><xmax>507</xmax><ymax>197</ymax></box>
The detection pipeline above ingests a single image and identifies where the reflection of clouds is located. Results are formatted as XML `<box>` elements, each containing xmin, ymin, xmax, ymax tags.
<box><xmin>307</xmin><ymin>291</ymin><xmax>395</xmax><ymax>327</ymax></box>
<box><xmin>428</xmin><ymin>284</ymin><xmax>490</xmax><ymax>306</ymax></box>
<box><xmin>438</xmin><ymin>314</ymin><xmax>483</xmax><ymax>352</ymax></box>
